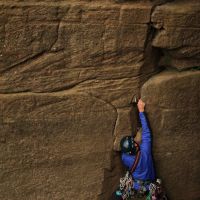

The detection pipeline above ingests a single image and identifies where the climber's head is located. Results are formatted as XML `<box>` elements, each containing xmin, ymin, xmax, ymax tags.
<box><xmin>120</xmin><ymin>136</ymin><xmax>140</xmax><ymax>155</ymax></box>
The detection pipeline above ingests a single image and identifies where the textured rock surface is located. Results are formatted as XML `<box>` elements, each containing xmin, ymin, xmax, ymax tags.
<box><xmin>0</xmin><ymin>1</ymin><xmax>157</xmax><ymax>199</ymax></box>
<box><xmin>152</xmin><ymin>0</ymin><xmax>200</xmax><ymax>70</ymax></box>
<box><xmin>0</xmin><ymin>0</ymin><xmax>200</xmax><ymax>200</ymax></box>
<box><xmin>0</xmin><ymin>92</ymin><xmax>117</xmax><ymax>200</ymax></box>
<box><xmin>0</xmin><ymin>1</ymin><xmax>156</xmax><ymax>95</ymax></box>
<box><xmin>141</xmin><ymin>70</ymin><xmax>200</xmax><ymax>200</ymax></box>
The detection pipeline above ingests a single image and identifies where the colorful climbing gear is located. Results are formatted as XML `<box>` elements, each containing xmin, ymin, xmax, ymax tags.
<box><xmin>146</xmin><ymin>179</ymin><xmax>168</xmax><ymax>200</ymax></box>
<box><xmin>115</xmin><ymin>145</ymin><xmax>141</xmax><ymax>199</ymax></box>
<box><xmin>116</xmin><ymin>171</ymin><xmax>134</xmax><ymax>200</ymax></box>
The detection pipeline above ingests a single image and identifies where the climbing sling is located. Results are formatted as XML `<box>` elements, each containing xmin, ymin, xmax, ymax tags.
<box><xmin>130</xmin><ymin>149</ymin><xmax>141</xmax><ymax>174</ymax></box>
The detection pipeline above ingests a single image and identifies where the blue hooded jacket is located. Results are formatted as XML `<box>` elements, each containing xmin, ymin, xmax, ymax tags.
<box><xmin>121</xmin><ymin>112</ymin><xmax>155</xmax><ymax>190</ymax></box>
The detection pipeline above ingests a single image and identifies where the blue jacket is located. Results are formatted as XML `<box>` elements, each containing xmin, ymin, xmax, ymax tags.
<box><xmin>121</xmin><ymin>112</ymin><xmax>155</xmax><ymax>190</ymax></box>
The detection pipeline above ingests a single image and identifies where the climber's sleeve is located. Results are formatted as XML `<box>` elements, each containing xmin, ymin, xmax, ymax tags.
<box><xmin>139</xmin><ymin>112</ymin><xmax>151</xmax><ymax>150</ymax></box>
<box><xmin>121</xmin><ymin>153</ymin><xmax>135</xmax><ymax>170</ymax></box>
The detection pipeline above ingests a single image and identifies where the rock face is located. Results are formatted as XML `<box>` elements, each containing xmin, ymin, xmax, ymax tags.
<box><xmin>0</xmin><ymin>0</ymin><xmax>200</xmax><ymax>200</ymax></box>
<box><xmin>141</xmin><ymin>70</ymin><xmax>200</xmax><ymax>200</ymax></box>
<box><xmin>0</xmin><ymin>1</ymin><xmax>157</xmax><ymax>199</ymax></box>
<box><xmin>0</xmin><ymin>1</ymin><xmax>156</xmax><ymax>94</ymax></box>
<box><xmin>0</xmin><ymin>92</ymin><xmax>117</xmax><ymax>200</ymax></box>
<box><xmin>152</xmin><ymin>0</ymin><xmax>200</xmax><ymax>70</ymax></box>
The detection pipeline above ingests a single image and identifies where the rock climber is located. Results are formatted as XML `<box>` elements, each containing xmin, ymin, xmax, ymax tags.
<box><xmin>111</xmin><ymin>99</ymin><xmax>156</xmax><ymax>200</ymax></box>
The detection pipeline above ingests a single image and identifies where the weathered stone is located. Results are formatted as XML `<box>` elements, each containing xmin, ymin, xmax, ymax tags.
<box><xmin>0</xmin><ymin>92</ymin><xmax>117</xmax><ymax>200</ymax></box>
<box><xmin>0</xmin><ymin>2</ymin><xmax>160</xmax><ymax>198</ymax></box>
<box><xmin>1</xmin><ymin>0</ymin><xmax>200</xmax><ymax>199</ymax></box>
<box><xmin>0</xmin><ymin>2</ymin><xmax>158</xmax><ymax>108</ymax></box>
<box><xmin>141</xmin><ymin>70</ymin><xmax>200</xmax><ymax>200</ymax></box>
<box><xmin>0</xmin><ymin>2</ymin><xmax>152</xmax><ymax>73</ymax></box>
<box><xmin>151</xmin><ymin>1</ymin><xmax>200</xmax><ymax>70</ymax></box>
<box><xmin>113</xmin><ymin>107</ymin><xmax>133</xmax><ymax>151</ymax></box>
<box><xmin>159</xmin><ymin>52</ymin><xmax>199</xmax><ymax>71</ymax></box>
<box><xmin>0</xmin><ymin>4</ymin><xmax>61</xmax><ymax>70</ymax></box>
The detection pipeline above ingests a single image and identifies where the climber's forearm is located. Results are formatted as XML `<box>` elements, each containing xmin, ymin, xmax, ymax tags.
<box><xmin>137</xmin><ymin>99</ymin><xmax>151</xmax><ymax>141</ymax></box>
<box><xmin>139</xmin><ymin>112</ymin><xmax>151</xmax><ymax>141</ymax></box>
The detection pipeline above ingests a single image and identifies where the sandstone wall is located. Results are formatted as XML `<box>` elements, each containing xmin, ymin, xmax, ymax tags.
<box><xmin>141</xmin><ymin>70</ymin><xmax>200</xmax><ymax>200</ymax></box>
<box><xmin>0</xmin><ymin>0</ymin><xmax>200</xmax><ymax>200</ymax></box>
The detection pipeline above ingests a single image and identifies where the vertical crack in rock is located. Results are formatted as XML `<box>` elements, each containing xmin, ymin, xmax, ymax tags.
<box><xmin>139</xmin><ymin>1</ymin><xmax>200</xmax><ymax>199</ymax></box>
<box><xmin>98</xmin><ymin>2</ymin><xmax>169</xmax><ymax>198</ymax></box>
<box><xmin>99</xmin><ymin>2</ymin><xmax>170</xmax><ymax>199</ymax></box>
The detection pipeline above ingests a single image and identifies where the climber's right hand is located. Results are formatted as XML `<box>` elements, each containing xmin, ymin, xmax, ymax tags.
<box><xmin>137</xmin><ymin>99</ymin><xmax>145</xmax><ymax>112</ymax></box>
